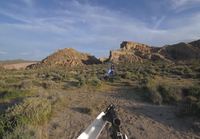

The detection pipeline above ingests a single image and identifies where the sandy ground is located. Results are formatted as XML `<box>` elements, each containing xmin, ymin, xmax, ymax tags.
<box><xmin>2</xmin><ymin>62</ymin><xmax>36</xmax><ymax>70</ymax></box>
<box><xmin>43</xmin><ymin>85</ymin><xmax>200</xmax><ymax>139</ymax></box>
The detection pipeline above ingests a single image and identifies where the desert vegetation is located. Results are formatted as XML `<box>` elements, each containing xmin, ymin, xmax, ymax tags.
<box><xmin>0</xmin><ymin>60</ymin><xmax>199</xmax><ymax>138</ymax></box>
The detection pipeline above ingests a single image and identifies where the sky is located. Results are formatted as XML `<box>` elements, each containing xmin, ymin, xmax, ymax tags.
<box><xmin>0</xmin><ymin>0</ymin><xmax>200</xmax><ymax>60</ymax></box>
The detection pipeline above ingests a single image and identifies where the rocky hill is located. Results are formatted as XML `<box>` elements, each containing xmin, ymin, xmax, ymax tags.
<box><xmin>189</xmin><ymin>39</ymin><xmax>200</xmax><ymax>48</ymax></box>
<box><xmin>28</xmin><ymin>48</ymin><xmax>101</xmax><ymax>68</ymax></box>
<box><xmin>109</xmin><ymin>40</ymin><xmax>200</xmax><ymax>63</ymax></box>
<box><xmin>159</xmin><ymin>40</ymin><xmax>200</xmax><ymax>61</ymax></box>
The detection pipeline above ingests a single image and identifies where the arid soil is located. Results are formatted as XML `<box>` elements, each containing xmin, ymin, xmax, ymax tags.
<box><xmin>43</xmin><ymin>85</ymin><xmax>200</xmax><ymax>139</ymax></box>
<box><xmin>2</xmin><ymin>62</ymin><xmax>36</xmax><ymax>70</ymax></box>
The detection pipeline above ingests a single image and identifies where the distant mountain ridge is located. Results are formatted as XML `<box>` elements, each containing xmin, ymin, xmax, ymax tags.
<box><xmin>22</xmin><ymin>39</ymin><xmax>200</xmax><ymax>69</ymax></box>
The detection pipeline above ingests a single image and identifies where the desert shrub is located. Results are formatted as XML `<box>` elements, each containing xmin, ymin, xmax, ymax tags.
<box><xmin>0</xmin><ymin>97</ymin><xmax>51</xmax><ymax>137</ymax></box>
<box><xmin>120</xmin><ymin>71</ymin><xmax>137</xmax><ymax>80</ymax></box>
<box><xmin>87</xmin><ymin>76</ymin><xmax>101</xmax><ymax>87</ymax></box>
<box><xmin>7</xmin><ymin>97</ymin><xmax>51</xmax><ymax>125</ymax></box>
<box><xmin>170</xmin><ymin>66</ymin><xmax>185</xmax><ymax>76</ymax></box>
<box><xmin>64</xmin><ymin>75</ymin><xmax>86</xmax><ymax>88</ymax></box>
<box><xmin>41</xmin><ymin>80</ymin><xmax>55</xmax><ymax>89</ymax></box>
<box><xmin>4</xmin><ymin>77</ymin><xmax>20</xmax><ymax>84</ymax></box>
<box><xmin>147</xmin><ymin>88</ymin><xmax>163</xmax><ymax>105</ymax></box>
<box><xmin>143</xmin><ymin>77</ymin><xmax>183</xmax><ymax>105</ymax></box>
<box><xmin>113</xmin><ymin>74</ymin><xmax>122</xmax><ymax>81</ymax></box>
<box><xmin>0</xmin><ymin>89</ymin><xmax>27</xmax><ymax>100</ymax></box>
<box><xmin>146</xmin><ymin>68</ymin><xmax>157</xmax><ymax>75</ymax></box>
<box><xmin>31</xmin><ymin>79</ymin><xmax>41</xmax><ymax>87</ymax></box>
<box><xmin>2</xmin><ymin>125</ymin><xmax>36</xmax><ymax>139</ymax></box>
<box><xmin>0</xmin><ymin>80</ymin><xmax>6</xmax><ymax>88</ymax></box>
<box><xmin>158</xmin><ymin>85</ymin><xmax>181</xmax><ymax>104</ymax></box>
<box><xmin>178</xmin><ymin>97</ymin><xmax>200</xmax><ymax>117</ymax></box>
<box><xmin>145</xmin><ymin>79</ymin><xmax>163</xmax><ymax>105</ymax></box>
<box><xmin>48</xmin><ymin>72</ymin><xmax>63</xmax><ymax>81</ymax></box>
<box><xmin>63</xmin><ymin>78</ymin><xmax>81</xmax><ymax>88</ymax></box>
<box><xmin>194</xmin><ymin>66</ymin><xmax>200</xmax><ymax>73</ymax></box>
<box><xmin>19</xmin><ymin>80</ymin><xmax>33</xmax><ymax>90</ymax></box>
<box><xmin>76</xmin><ymin>75</ymin><xmax>86</xmax><ymax>87</ymax></box>
<box><xmin>185</xmin><ymin>86</ymin><xmax>200</xmax><ymax>98</ymax></box>
<box><xmin>183</xmin><ymin>67</ymin><xmax>193</xmax><ymax>77</ymax></box>
<box><xmin>123</xmin><ymin>71</ymin><xmax>132</xmax><ymax>79</ymax></box>
<box><xmin>179</xmin><ymin>86</ymin><xmax>200</xmax><ymax>117</ymax></box>
<box><xmin>38</xmin><ymin>71</ymin><xmax>64</xmax><ymax>81</ymax></box>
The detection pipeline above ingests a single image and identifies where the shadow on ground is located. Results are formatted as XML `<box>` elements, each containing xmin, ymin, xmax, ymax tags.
<box><xmin>107</xmin><ymin>85</ymin><xmax>198</xmax><ymax>134</ymax></box>
<box><xmin>0</xmin><ymin>98</ymin><xmax>23</xmax><ymax>113</ymax></box>
<box><xmin>71</xmin><ymin>107</ymin><xmax>92</xmax><ymax>115</ymax></box>
<box><xmin>126</xmin><ymin>104</ymin><xmax>196</xmax><ymax>132</ymax></box>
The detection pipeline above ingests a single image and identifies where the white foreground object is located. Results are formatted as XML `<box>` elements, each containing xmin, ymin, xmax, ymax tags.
<box><xmin>77</xmin><ymin>112</ymin><xmax>108</xmax><ymax>139</ymax></box>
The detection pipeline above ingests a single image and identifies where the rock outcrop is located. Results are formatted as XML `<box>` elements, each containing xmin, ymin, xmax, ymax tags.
<box><xmin>109</xmin><ymin>41</ymin><xmax>169</xmax><ymax>63</ymax></box>
<box><xmin>120</xmin><ymin>41</ymin><xmax>151</xmax><ymax>53</ymax></box>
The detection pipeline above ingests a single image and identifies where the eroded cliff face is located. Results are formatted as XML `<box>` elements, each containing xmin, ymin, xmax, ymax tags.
<box><xmin>120</xmin><ymin>41</ymin><xmax>152</xmax><ymax>53</ymax></box>
<box><xmin>109</xmin><ymin>50</ymin><xmax>143</xmax><ymax>63</ymax></box>
<box><xmin>109</xmin><ymin>41</ymin><xmax>168</xmax><ymax>63</ymax></box>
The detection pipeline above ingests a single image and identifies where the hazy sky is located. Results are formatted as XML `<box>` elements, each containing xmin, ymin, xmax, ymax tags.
<box><xmin>0</xmin><ymin>0</ymin><xmax>200</xmax><ymax>60</ymax></box>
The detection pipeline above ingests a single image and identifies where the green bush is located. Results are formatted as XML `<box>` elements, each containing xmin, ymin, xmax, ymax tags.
<box><xmin>76</xmin><ymin>75</ymin><xmax>86</xmax><ymax>87</ymax></box>
<box><xmin>0</xmin><ymin>89</ymin><xmax>27</xmax><ymax>101</ymax></box>
<box><xmin>7</xmin><ymin>97</ymin><xmax>51</xmax><ymax>125</ymax></box>
<box><xmin>113</xmin><ymin>74</ymin><xmax>122</xmax><ymax>81</ymax></box>
<box><xmin>148</xmin><ymin>89</ymin><xmax>163</xmax><ymax>105</ymax></box>
<box><xmin>2</xmin><ymin>125</ymin><xmax>36</xmax><ymax>139</ymax></box>
<box><xmin>41</xmin><ymin>81</ymin><xmax>55</xmax><ymax>89</ymax></box>
<box><xmin>145</xmin><ymin>79</ymin><xmax>163</xmax><ymax>105</ymax></box>
<box><xmin>0</xmin><ymin>80</ymin><xmax>6</xmax><ymax>88</ymax></box>
<box><xmin>185</xmin><ymin>86</ymin><xmax>200</xmax><ymax>98</ymax></box>
<box><xmin>0</xmin><ymin>97</ymin><xmax>51</xmax><ymax>137</ymax></box>
<box><xmin>144</xmin><ymin>78</ymin><xmax>181</xmax><ymax>105</ymax></box>
<box><xmin>123</xmin><ymin>71</ymin><xmax>132</xmax><ymax>79</ymax></box>
<box><xmin>19</xmin><ymin>80</ymin><xmax>33</xmax><ymax>90</ymax></box>
<box><xmin>87</xmin><ymin>77</ymin><xmax>102</xmax><ymax>87</ymax></box>
<box><xmin>158</xmin><ymin>85</ymin><xmax>181</xmax><ymax>104</ymax></box>
<box><xmin>179</xmin><ymin>98</ymin><xmax>200</xmax><ymax>117</ymax></box>
<box><xmin>179</xmin><ymin>86</ymin><xmax>200</xmax><ymax>117</ymax></box>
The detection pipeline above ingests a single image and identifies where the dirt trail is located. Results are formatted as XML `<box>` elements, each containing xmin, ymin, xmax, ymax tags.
<box><xmin>45</xmin><ymin>86</ymin><xmax>200</xmax><ymax>139</ymax></box>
